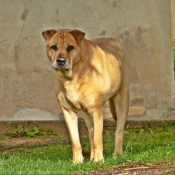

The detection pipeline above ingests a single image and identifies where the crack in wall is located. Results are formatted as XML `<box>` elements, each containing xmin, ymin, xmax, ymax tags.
<box><xmin>14</xmin><ymin>0</ymin><xmax>27</xmax><ymax>73</ymax></box>
<box><xmin>14</xmin><ymin>0</ymin><xmax>26</xmax><ymax>47</ymax></box>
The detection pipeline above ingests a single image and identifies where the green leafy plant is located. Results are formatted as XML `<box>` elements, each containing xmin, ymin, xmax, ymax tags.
<box><xmin>12</xmin><ymin>127</ymin><xmax>57</xmax><ymax>138</ymax></box>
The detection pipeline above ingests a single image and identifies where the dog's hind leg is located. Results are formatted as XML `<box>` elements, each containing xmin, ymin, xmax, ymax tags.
<box><xmin>112</xmin><ymin>86</ymin><xmax>129</xmax><ymax>156</ymax></box>
<box><xmin>109</xmin><ymin>98</ymin><xmax>117</xmax><ymax>121</ymax></box>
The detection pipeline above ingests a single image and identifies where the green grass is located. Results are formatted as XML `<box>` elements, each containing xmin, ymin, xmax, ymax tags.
<box><xmin>0</xmin><ymin>124</ymin><xmax>174</xmax><ymax>175</ymax></box>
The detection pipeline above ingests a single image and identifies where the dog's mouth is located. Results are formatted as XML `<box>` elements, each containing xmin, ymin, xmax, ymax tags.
<box><xmin>53</xmin><ymin>67</ymin><xmax>69</xmax><ymax>71</ymax></box>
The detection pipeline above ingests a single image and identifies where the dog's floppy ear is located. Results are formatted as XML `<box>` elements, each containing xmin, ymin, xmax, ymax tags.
<box><xmin>70</xmin><ymin>30</ymin><xmax>85</xmax><ymax>45</ymax></box>
<box><xmin>42</xmin><ymin>29</ymin><xmax>57</xmax><ymax>45</ymax></box>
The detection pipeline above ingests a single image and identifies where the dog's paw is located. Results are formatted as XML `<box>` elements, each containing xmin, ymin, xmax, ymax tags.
<box><xmin>93</xmin><ymin>156</ymin><xmax>104</xmax><ymax>163</ymax></box>
<box><xmin>73</xmin><ymin>155</ymin><xmax>84</xmax><ymax>164</ymax></box>
<box><xmin>113</xmin><ymin>150</ymin><xmax>123</xmax><ymax>157</ymax></box>
<box><xmin>92</xmin><ymin>153</ymin><xmax>104</xmax><ymax>163</ymax></box>
<box><xmin>91</xmin><ymin>150</ymin><xmax>104</xmax><ymax>163</ymax></box>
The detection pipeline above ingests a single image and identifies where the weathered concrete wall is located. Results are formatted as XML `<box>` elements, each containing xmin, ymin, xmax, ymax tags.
<box><xmin>0</xmin><ymin>0</ymin><xmax>174</xmax><ymax>121</ymax></box>
<box><xmin>171</xmin><ymin>0</ymin><xmax>175</xmax><ymax>40</ymax></box>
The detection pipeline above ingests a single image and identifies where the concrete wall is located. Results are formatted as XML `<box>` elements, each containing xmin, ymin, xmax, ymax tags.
<box><xmin>171</xmin><ymin>0</ymin><xmax>175</xmax><ymax>41</ymax></box>
<box><xmin>0</xmin><ymin>0</ymin><xmax>174</xmax><ymax>121</ymax></box>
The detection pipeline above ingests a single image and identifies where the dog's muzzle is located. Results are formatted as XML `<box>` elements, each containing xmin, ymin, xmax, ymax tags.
<box><xmin>56</xmin><ymin>57</ymin><xmax>66</xmax><ymax>66</ymax></box>
<box><xmin>52</xmin><ymin>57</ymin><xmax>70</xmax><ymax>71</ymax></box>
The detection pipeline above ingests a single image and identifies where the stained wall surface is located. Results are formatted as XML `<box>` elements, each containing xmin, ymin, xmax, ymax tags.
<box><xmin>171</xmin><ymin>0</ymin><xmax>175</xmax><ymax>40</ymax></box>
<box><xmin>0</xmin><ymin>0</ymin><xmax>174</xmax><ymax>120</ymax></box>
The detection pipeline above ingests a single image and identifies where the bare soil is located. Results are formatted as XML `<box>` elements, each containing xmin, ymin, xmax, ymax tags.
<box><xmin>0</xmin><ymin>135</ymin><xmax>70</xmax><ymax>152</ymax></box>
<box><xmin>0</xmin><ymin>136</ymin><xmax>174</xmax><ymax>175</ymax></box>
<box><xmin>87</xmin><ymin>162</ymin><xmax>175</xmax><ymax>175</ymax></box>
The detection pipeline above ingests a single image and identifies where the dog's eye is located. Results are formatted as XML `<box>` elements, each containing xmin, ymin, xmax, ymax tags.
<box><xmin>67</xmin><ymin>45</ymin><xmax>74</xmax><ymax>52</ymax></box>
<box><xmin>50</xmin><ymin>45</ymin><xmax>57</xmax><ymax>51</ymax></box>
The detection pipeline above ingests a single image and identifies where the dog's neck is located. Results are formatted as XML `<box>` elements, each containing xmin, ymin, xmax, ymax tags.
<box><xmin>72</xmin><ymin>39</ymin><xmax>94</xmax><ymax>73</ymax></box>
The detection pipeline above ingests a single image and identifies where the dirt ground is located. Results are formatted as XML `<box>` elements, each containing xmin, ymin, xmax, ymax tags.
<box><xmin>0</xmin><ymin>136</ymin><xmax>174</xmax><ymax>175</ymax></box>
<box><xmin>87</xmin><ymin>162</ymin><xmax>175</xmax><ymax>175</ymax></box>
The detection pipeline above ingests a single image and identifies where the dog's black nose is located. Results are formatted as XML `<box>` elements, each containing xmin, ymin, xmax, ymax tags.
<box><xmin>56</xmin><ymin>57</ymin><xmax>66</xmax><ymax>66</ymax></box>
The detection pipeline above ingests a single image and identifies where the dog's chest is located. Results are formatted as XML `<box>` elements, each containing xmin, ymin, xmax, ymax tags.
<box><xmin>63</xmin><ymin>80</ymin><xmax>87</xmax><ymax>110</ymax></box>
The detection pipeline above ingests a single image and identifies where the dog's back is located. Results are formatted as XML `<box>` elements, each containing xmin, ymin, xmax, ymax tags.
<box><xmin>92</xmin><ymin>38</ymin><xmax>129</xmax><ymax>87</ymax></box>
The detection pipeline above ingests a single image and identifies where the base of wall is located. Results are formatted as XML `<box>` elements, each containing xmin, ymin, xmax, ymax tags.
<box><xmin>0</xmin><ymin>119</ymin><xmax>174</xmax><ymax>137</ymax></box>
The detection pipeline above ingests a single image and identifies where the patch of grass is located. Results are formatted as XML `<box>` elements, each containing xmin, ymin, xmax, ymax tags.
<box><xmin>0</xmin><ymin>136</ymin><xmax>4</xmax><ymax>141</ymax></box>
<box><xmin>0</xmin><ymin>125</ymin><xmax>174</xmax><ymax>174</ymax></box>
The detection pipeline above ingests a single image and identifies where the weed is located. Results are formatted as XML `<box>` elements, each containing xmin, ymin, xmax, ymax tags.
<box><xmin>0</xmin><ymin>136</ymin><xmax>5</xmax><ymax>141</ymax></box>
<box><xmin>11</xmin><ymin>126</ymin><xmax>57</xmax><ymax>138</ymax></box>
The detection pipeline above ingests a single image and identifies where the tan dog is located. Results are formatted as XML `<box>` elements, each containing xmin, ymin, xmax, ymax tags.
<box><xmin>42</xmin><ymin>29</ymin><xmax>129</xmax><ymax>164</ymax></box>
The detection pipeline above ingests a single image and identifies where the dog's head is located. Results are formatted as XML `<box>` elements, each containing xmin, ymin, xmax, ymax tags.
<box><xmin>42</xmin><ymin>29</ymin><xmax>85</xmax><ymax>72</ymax></box>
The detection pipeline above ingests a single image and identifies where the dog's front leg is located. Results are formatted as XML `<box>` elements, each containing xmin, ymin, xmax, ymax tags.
<box><xmin>61</xmin><ymin>106</ymin><xmax>83</xmax><ymax>164</ymax></box>
<box><xmin>91</xmin><ymin>107</ymin><xmax>104</xmax><ymax>162</ymax></box>
<box><xmin>83</xmin><ymin>113</ymin><xmax>94</xmax><ymax>161</ymax></box>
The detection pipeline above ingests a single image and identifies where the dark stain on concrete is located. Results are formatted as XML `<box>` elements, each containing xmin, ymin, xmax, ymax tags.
<box><xmin>113</xmin><ymin>1</ymin><xmax>117</xmax><ymax>7</ymax></box>
<box><xmin>20</xmin><ymin>10</ymin><xmax>29</xmax><ymax>21</ymax></box>
<box><xmin>130</xmin><ymin>98</ymin><xmax>144</xmax><ymax>106</ymax></box>
<box><xmin>99</xmin><ymin>31</ymin><xmax>106</xmax><ymax>36</ymax></box>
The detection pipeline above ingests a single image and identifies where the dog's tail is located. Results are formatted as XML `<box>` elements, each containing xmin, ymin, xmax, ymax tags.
<box><xmin>109</xmin><ymin>99</ymin><xmax>117</xmax><ymax>121</ymax></box>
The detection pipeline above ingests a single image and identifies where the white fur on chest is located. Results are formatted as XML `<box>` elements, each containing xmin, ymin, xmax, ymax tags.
<box><xmin>64</xmin><ymin>81</ymin><xmax>85</xmax><ymax>110</ymax></box>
